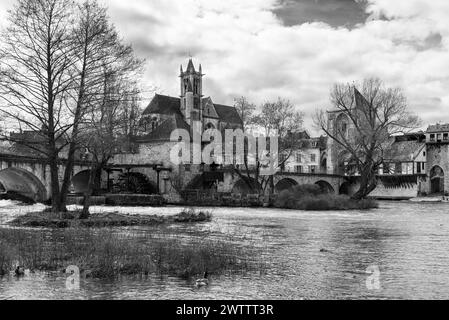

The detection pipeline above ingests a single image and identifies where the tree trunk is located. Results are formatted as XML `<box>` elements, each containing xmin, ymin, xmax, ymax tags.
<box><xmin>351</xmin><ymin>162</ymin><xmax>377</xmax><ymax>200</ymax></box>
<box><xmin>59</xmin><ymin>41</ymin><xmax>88</xmax><ymax>212</ymax></box>
<box><xmin>49</xmin><ymin>155</ymin><xmax>62</xmax><ymax>214</ymax></box>
<box><xmin>80</xmin><ymin>164</ymin><xmax>97</xmax><ymax>220</ymax></box>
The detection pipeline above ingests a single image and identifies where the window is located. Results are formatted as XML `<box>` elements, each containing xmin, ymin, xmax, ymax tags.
<box><xmin>296</xmin><ymin>166</ymin><xmax>303</xmax><ymax>173</ymax></box>
<box><xmin>423</xmin><ymin>151</ymin><xmax>426</xmax><ymax>157</ymax></box>
<box><xmin>383</xmin><ymin>163</ymin><xmax>390</xmax><ymax>175</ymax></box>
<box><xmin>444</xmin><ymin>133</ymin><xmax>448</xmax><ymax>141</ymax></box>
<box><xmin>310</xmin><ymin>166</ymin><xmax>317</xmax><ymax>174</ymax></box>
<box><xmin>417</xmin><ymin>162</ymin><xmax>422</xmax><ymax>174</ymax></box>
<box><xmin>430</xmin><ymin>134</ymin><xmax>435</xmax><ymax>142</ymax></box>
<box><xmin>437</xmin><ymin>134</ymin><xmax>442</xmax><ymax>142</ymax></box>
<box><xmin>311</xmin><ymin>154</ymin><xmax>316</xmax><ymax>162</ymax></box>
<box><xmin>395</xmin><ymin>163</ymin><xmax>402</xmax><ymax>174</ymax></box>
<box><xmin>296</xmin><ymin>153</ymin><xmax>302</xmax><ymax>163</ymax></box>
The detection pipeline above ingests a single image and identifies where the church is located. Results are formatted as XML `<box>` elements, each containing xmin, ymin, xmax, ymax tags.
<box><xmin>137</xmin><ymin>59</ymin><xmax>243</xmax><ymax>144</ymax></box>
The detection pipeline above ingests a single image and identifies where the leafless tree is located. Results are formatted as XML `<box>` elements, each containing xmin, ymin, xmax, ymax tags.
<box><xmin>58</xmin><ymin>0</ymin><xmax>143</xmax><ymax>211</ymax></box>
<box><xmin>0</xmin><ymin>0</ymin><xmax>143</xmax><ymax>213</ymax></box>
<box><xmin>315</xmin><ymin>78</ymin><xmax>421</xmax><ymax>200</ymax></box>
<box><xmin>234</xmin><ymin>98</ymin><xmax>304</xmax><ymax>195</ymax></box>
<box><xmin>80</xmin><ymin>70</ymin><xmax>142</xmax><ymax>218</ymax></box>
<box><xmin>0</xmin><ymin>0</ymin><xmax>77</xmax><ymax>212</ymax></box>
<box><xmin>233</xmin><ymin>96</ymin><xmax>256</xmax><ymax>131</ymax></box>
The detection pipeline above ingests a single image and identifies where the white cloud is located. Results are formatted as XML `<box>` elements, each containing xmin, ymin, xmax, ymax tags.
<box><xmin>1</xmin><ymin>0</ymin><xmax>449</xmax><ymax>133</ymax></box>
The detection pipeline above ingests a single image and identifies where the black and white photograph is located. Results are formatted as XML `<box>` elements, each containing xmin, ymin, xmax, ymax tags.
<box><xmin>0</xmin><ymin>0</ymin><xmax>448</xmax><ymax>306</ymax></box>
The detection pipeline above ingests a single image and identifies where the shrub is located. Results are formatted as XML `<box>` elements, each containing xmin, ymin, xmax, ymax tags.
<box><xmin>274</xmin><ymin>184</ymin><xmax>378</xmax><ymax>211</ymax></box>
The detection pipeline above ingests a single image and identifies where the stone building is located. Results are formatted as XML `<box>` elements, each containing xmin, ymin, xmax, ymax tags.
<box><xmin>112</xmin><ymin>59</ymin><xmax>243</xmax><ymax>196</ymax></box>
<box><xmin>280</xmin><ymin>131</ymin><xmax>328</xmax><ymax>174</ymax></box>
<box><xmin>324</xmin><ymin>90</ymin><xmax>429</xmax><ymax>199</ymax></box>
<box><xmin>424</xmin><ymin>124</ymin><xmax>449</xmax><ymax>195</ymax></box>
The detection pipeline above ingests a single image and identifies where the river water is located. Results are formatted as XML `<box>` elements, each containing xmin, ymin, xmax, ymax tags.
<box><xmin>1</xmin><ymin>200</ymin><xmax>449</xmax><ymax>300</ymax></box>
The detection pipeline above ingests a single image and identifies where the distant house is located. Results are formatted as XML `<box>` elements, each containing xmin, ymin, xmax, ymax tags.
<box><xmin>280</xmin><ymin>131</ymin><xmax>328</xmax><ymax>174</ymax></box>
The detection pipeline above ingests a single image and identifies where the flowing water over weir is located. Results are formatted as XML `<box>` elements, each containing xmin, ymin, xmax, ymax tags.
<box><xmin>1</xmin><ymin>200</ymin><xmax>449</xmax><ymax>300</ymax></box>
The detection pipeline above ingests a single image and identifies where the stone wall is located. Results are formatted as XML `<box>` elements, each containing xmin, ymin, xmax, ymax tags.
<box><xmin>425</xmin><ymin>144</ymin><xmax>449</xmax><ymax>193</ymax></box>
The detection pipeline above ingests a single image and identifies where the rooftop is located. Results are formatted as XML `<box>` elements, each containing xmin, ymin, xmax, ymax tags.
<box><xmin>427</xmin><ymin>124</ymin><xmax>449</xmax><ymax>133</ymax></box>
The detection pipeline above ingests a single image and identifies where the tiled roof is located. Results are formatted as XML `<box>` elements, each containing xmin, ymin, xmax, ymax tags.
<box><xmin>384</xmin><ymin>140</ymin><xmax>425</xmax><ymax>162</ymax></box>
<box><xmin>142</xmin><ymin>95</ymin><xmax>182</xmax><ymax>116</ymax></box>
<box><xmin>427</xmin><ymin>124</ymin><xmax>449</xmax><ymax>133</ymax></box>
<box><xmin>214</xmin><ymin>104</ymin><xmax>243</xmax><ymax>125</ymax></box>
<box><xmin>136</xmin><ymin>114</ymin><xmax>190</xmax><ymax>143</ymax></box>
<box><xmin>142</xmin><ymin>95</ymin><xmax>243</xmax><ymax>126</ymax></box>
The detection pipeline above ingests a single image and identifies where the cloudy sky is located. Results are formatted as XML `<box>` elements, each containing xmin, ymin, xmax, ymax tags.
<box><xmin>1</xmin><ymin>0</ymin><xmax>449</xmax><ymax>133</ymax></box>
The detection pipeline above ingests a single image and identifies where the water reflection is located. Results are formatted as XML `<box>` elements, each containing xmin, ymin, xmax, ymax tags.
<box><xmin>2</xmin><ymin>200</ymin><xmax>449</xmax><ymax>299</ymax></box>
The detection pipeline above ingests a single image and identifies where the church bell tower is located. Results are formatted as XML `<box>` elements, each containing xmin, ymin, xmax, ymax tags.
<box><xmin>180</xmin><ymin>59</ymin><xmax>203</xmax><ymax>126</ymax></box>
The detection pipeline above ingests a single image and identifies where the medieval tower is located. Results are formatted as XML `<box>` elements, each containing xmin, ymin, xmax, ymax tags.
<box><xmin>180</xmin><ymin>59</ymin><xmax>203</xmax><ymax>127</ymax></box>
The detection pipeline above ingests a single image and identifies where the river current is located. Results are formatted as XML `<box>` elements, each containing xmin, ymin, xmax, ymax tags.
<box><xmin>1</xmin><ymin>200</ymin><xmax>449</xmax><ymax>300</ymax></box>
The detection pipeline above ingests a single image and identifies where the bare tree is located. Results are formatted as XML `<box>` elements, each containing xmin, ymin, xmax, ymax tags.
<box><xmin>0</xmin><ymin>0</ymin><xmax>76</xmax><ymax>212</ymax></box>
<box><xmin>315</xmin><ymin>78</ymin><xmax>421</xmax><ymax>200</ymax></box>
<box><xmin>233</xmin><ymin>96</ymin><xmax>256</xmax><ymax>131</ymax></box>
<box><xmin>0</xmin><ymin>0</ymin><xmax>143</xmax><ymax>213</ymax></box>
<box><xmin>58</xmin><ymin>0</ymin><xmax>142</xmax><ymax>211</ymax></box>
<box><xmin>79</xmin><ymin>44</ymin><xmax>143</xmax><ymax>219</ymax></box>
<box><xmin>234</xmin><ymin>98</ymin><xmax>304</xmax><ymax>195</ymax></box>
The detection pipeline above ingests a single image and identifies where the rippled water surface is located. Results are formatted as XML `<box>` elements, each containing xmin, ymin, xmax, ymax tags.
<box><xmin>1</xmin><ymin>200</ymin><xmax>449</xmax><ymax>300</ymax></box>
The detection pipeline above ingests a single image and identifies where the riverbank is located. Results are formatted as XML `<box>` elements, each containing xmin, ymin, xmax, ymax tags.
<box><xmin>0</xmin><ymin>223</ymin><xmax>263</xmax><ymax>279</ymax></box>
<box><xmin>9</xmin><ymin>208</ymin><xmax>212</xmax><ymax>229</ymax></box>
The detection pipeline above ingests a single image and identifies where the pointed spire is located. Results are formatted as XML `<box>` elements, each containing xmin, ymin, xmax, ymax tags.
<box><xmin>199</xmin><ymin>64</ymin><xmax>202</xmax><ymax>74</ymax></box>
<box><xmin>187</xmin><ymin>58</ymin><xmax>196</xmax><ymax>73</ymax></box>
<box><xmin>180</xmin><ymin>64</ymin><xmax>183</xmax><ymax>74</ymax></box>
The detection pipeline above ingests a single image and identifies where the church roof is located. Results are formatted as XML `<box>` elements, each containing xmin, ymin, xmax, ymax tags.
<box><xmin>214</xmin><ymin>104</ymin><xmax>243</xmax><ymax>126</ymax></box>
<box><xmin>142</xmin><ymin>95</ymin><xmax>243</xmax><ymax>126</ymax></box>
<box><xmin>136</xmin><ymin>114</ymin><xmax>190</xmax><ymax>143</ymax></box>
<box><xmin>143</xmin><ymin>94</ymin><xmax>182</xmax><ymax>117</ymax></box>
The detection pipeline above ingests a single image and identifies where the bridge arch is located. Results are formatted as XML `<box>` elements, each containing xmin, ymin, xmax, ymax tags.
<box><xmin>0</xmin><ymin>167</ymin><xmax>47</xmax><ymax>202</ymax></box>
<box><xmin>118</xmin><ymin>171</ymin><xmax>158</xmax><ymax>194</ymax></box>
<box><xmin>71</xmin><ymin>170</ymin><xmax>91</xmax><ymax>194</ymax></box>
<box><xmin>275</xmin><ymin>178</ymin><xmax>298</xmax><ymax>193</ymax></box>
<box><xmin>339</xmin><ymin>181</ymin><xmax>351</xmax><ymax>195</ymax></box>
<box><xmin>232</xmin><ymin>178</ymin><xmax>262</xmax><ymax>195</ymax></box>
<box><xmin>315</xmin><ymin>180</ymin><xmax>335</xmax><ymax>194</ymax></box>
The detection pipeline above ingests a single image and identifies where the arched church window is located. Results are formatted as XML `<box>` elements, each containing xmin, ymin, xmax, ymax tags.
<box><xmin>194</xmin><ymin>79</ymin><xmax>199</xmax><ymax>94</ymax></box>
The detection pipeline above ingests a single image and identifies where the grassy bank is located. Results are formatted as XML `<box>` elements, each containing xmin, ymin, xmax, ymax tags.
<box><xmin>0</xmin><ymin>225</ymin><xmax>263</xmax><ymax>279</ymax></box>
<box><xmin>10</xmin><ymin>208</ymin><xmax>212</xmax><ymax>229</ymax></box>
<box><xmin>275</xmin><ymin>185</ymin><xmax>378</xmax><ymax>211</ymax></box>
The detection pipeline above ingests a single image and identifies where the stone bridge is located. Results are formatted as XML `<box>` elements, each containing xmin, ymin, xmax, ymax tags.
<box><xmin>0</xmin><ymin>152</ymin><xmax>351</xmax><ymax>202</ymax></box>
<box><xmin>220</xmin><ymin>170</ymin><xmax>349</xmax><ymax>195</ymax></box>
<box><xmin>0</xmin><ymin>153</ymin><xmax>92</xmax><ymax>202</ymax></box>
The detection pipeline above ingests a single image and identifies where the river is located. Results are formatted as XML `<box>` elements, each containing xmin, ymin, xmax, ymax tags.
<box><xmin>1</xmin><ymin>199</ymin><xmax>449</xmax><ymax>300</ymax></box>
